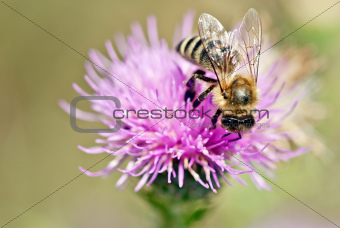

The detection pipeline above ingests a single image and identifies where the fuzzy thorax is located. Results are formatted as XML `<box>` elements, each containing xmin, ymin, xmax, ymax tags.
<box><xmin>211</xmin><ymin>74</ymin><xmax>258</xmax><ymax>113</ymax></box>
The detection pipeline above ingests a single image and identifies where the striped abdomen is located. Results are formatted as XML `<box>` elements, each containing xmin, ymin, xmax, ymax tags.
<box><xmin>176</xmin><ymin>36</ymin><xmax>214</xmax><ymax>71</ymax></box>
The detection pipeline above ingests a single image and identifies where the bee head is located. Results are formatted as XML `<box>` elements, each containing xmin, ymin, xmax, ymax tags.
<box><xmin>220</xmin><ymin>115</ymin><xmax>255</xmax><ymax>133</ymax></box>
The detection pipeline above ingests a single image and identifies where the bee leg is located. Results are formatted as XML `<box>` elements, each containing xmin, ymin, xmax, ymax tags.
<box><xmin>229</xmin><ymin>133</ymin><xmax>242</xmax><ymax>142</ymax></box>
<box><xmin>184</xmin><ymin>88</ymin><xmax>196</xmax><ymax>103</ymax></box>
<box><xmin>185</xmin><ymin>70</ymin><xmax>200</xmax><ymax>102</ymax></box>
<box><xmin>194</xmin><ymin>71</ymin><xmax>217</xmax><ymax>83</ymax></box>
<box><xmin>192</xmin><ymin>84</ymin><xmax>217</xmax><ymax>109</ymax></box>
<box><xmin>221</xmin><ymin>133</ymin><xmax>231</xmax><ymax>138</ymax></box>
<box><xmin>184</xmin><ymin>70</ymin><xmax>217</xmax><ymax>103</ymax></box>
<box><xmin>211</xmin><ymin>109</ymin><xmax>222</xmax><ymax>129</ymax></box>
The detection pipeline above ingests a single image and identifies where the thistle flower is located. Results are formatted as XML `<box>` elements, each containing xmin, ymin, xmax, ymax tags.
<box><xmin>60</xmin><ymin>11</ymin><xmax>311</xmax><ymax>193</ymax></box>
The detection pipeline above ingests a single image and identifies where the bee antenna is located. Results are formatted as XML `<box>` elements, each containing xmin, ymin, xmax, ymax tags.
<box><xmin>207</xmin><ymin>55</ymin><xmax>224</xmax><ymax>92</ymax></box>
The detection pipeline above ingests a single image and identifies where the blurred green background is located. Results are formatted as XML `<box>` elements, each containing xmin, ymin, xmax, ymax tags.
<box><xmin>0</xmin><ymin>0</ymin><xmax>339</xmax><ymax>227</ymax></box>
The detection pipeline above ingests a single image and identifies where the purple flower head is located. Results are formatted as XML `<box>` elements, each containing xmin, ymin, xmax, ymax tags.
<box><xmin>60</xmin><ymin>11</ymin><xmax>309</xmax><ymax>193</ymax></box>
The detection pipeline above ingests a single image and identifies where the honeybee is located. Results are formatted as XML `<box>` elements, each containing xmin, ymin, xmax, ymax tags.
<box><xmin>177</xmin><ymin>8</ymin><xmax>262</xmax><ymax>140</ymax></box>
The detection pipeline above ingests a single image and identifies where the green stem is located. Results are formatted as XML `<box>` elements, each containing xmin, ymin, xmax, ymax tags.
<box><xmin>139</xmin><ymin>165</ymin><xmax>214</xmax><ymax>228</ymax></box>
<box><xmin>143</xmin><ymin>191</ymin><xmax>209</xmax><ymax>228</ymax></box>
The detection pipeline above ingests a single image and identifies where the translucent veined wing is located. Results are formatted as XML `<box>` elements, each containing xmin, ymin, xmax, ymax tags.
<box><xmin>198</xmin><ymin>13</ymin><xmax>240</xmax><ymax>90</ymax></box>
<box><xmin>235</xmin><ymin>8</ymin><xmax>262</xmax><ymax>84</ymax></box>
<box><xmin>223</xmin><ymin>30</ymin><xmax>240</xmax><ymax>83</ymax></box>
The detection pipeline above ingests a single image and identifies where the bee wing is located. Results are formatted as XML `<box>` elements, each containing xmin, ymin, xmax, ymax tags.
<box><xmin>235</xmin><ymin>8</ymin><xmax>262</xmax><ymax>84</ymax></box>
<box><xmin>198</xmin><ymin>13</ymin><xmax>230</xmax><ymax>88</ymax></box>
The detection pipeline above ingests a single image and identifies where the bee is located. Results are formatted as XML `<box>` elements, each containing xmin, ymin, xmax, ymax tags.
<box><xmin>177</xmin><ymin>8</ymin><xmax>262</xmax><ymax>141</ymax></box>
